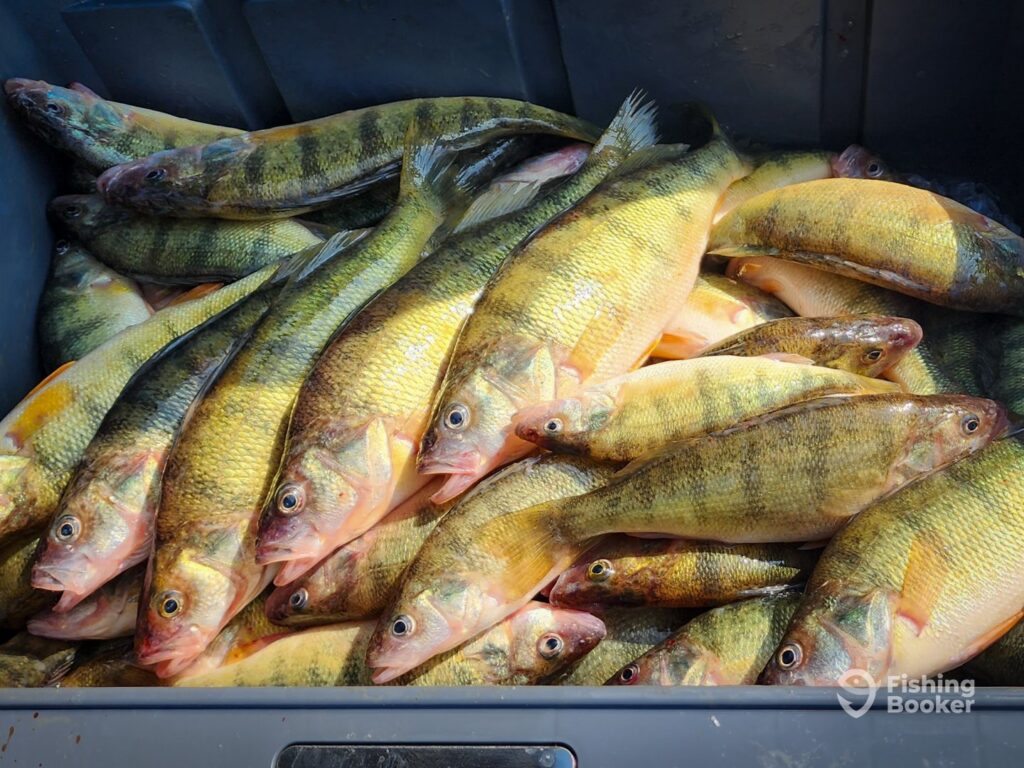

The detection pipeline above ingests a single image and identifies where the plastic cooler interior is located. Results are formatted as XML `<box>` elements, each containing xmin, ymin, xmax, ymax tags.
<box><xmin>1</xmin><ymin>0</ymin><xmax>1024</xmax><ymax>765</ymax></box>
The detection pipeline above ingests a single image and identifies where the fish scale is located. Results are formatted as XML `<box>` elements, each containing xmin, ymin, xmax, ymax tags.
<box><xmin>763</xmin><ymin>437</ymin><xmax>1024</xmax><ymax>684</ymax></box>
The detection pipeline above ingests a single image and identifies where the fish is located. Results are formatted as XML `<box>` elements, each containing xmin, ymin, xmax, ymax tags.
<box><xmin>964</xmin><ymin>619</ymin><xmax>1024</xmax><ymax>686</ymax></box>
<box><xmin>0</xmin><ymin>259</ymin><xmax>281</xmax><ymax>546</ymax></box>
<box><xmin>302</xmin><ymin>179</ymin><xmax>399</xmax><ymax>231</ymax></box>
<box><xmin>549</xmin><ymin>537</ymin><xmax>817</xmax><ymax>610</ymax></box>
<box><xmin>830</xmin><ymin>145</ymin><xmax>897</xmax><ymax>181</ymax></box>
<box><xmin>0</xmin><ymin>533</ymin><xmax>55</xmax><ymax>629</ymax></box>
<box><xmin>3</xmin><ymin>79</ymin><xmax>241</xmax><ymax>170</ymax></box>
<box><xmin>265</xmin><ymin>481</ymin><xmax>450</xmax><ymax>626</ymax></box>
<box><xmin>511</xmin><ymin>356</ymin><xmax>900</xmax><ymax>461</ymax></box>
<box><xmin>32</xmin><ymin>285</ymin><xmax>277</xmax><ymax>610</ymax></box>
<box><xmin>28</xmin><ymin>565</ymin><xmax>143</xmax><ymax>641</ymax></box>
<box><xmin>710</xmin><ymin>178</ymin><xmax>1024</xmax><ymax>315</ymax></box>
<box><xmin>715</xmin><ymin>150</ymin><xmax>835</xmax><ymax>223</ymax></box>
<box><xmin>533</xmin><ymin>393</ymin><xmax>1005</xmax><ymax>545</ymax></box>
<box><xmin>696</xmin><ymin>315</ymin><xmax>922</xmax><ymax>377</ymax></box>
<box><xmin>49</xmin><ymin>194</ymin><xmax>324</xmax><ymax>284</ymax></box>
<box><xmin>256</xmin><ymin>93</ymin><xmax>658</xmax><ymax>583</ymax></box>
<box><xmin>420</xmin><ymin>113</ymin><xmax>749</xmax><ymax>502</ymax></box>
<box><xmin>137</xmin><ymin>130</ymin><xmax>480</xmax><ymax>678</ymax></box>
<box><xmin>607</xmin><ymin>592</ymin><xmax>801</xmax><ymax>685</ymax></box>
<box><xmin>727</xmin><ymin>256</ymin><xmax>963</xmax><ymax>394</ymax></box>
<box><xmin>177</xmin><ymin>602</ymin><xmax>604</xmax><ymax>687</ymax></box>
<box><xmin>554</xmin><ymin>608</ymin><xmax>691</xmax><ymax>685</ymax></box>
<box><xmin>37</xmin><ymin>239</ymin><xmax>152</xmax><ymax>370</ymax></box>
<box><xmin>366</xmin><ymin>454</ymin><xmax>617</xmax><ymax>683</ymax></box>
<box><xmin>0</xmin><ymin>633</ymin><xmax>77</xmax><ymax>687</ymax></box>
<box><xmin>96</xmin><ymin>97</ymin><xmax>601</xmax><ymax>219</ymax></box>
<box><xmin>761</xmin><ymin>437</ymin><xmax>1024</xmax><ymax>685</ymax></box>
<box><xmin>397</xmin><ymin>602</ymin><xmax>605</xmax><ymax>686</ymax></box>
<box><xmin>652</xmin><ymin>272</ymin><xmax>794</xmax><ymax>360</ymax></box>
<box><xmin>58</xmin><ymin>638</ymin><xmax>159</xmax><ymax>687</ymax></box>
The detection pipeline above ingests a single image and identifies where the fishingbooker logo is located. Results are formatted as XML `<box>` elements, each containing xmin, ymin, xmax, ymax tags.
<box><xmin>837</xmin><ymin>669</ymin><xmax>975</xmax><ymax>718</ymax></box>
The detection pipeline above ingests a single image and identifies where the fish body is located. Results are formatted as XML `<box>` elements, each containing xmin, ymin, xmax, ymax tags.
<box><xmin>550</xmin><ymin>537</ymin><xmax>817</xmax><ymax>610</ymax></box>
<box><xmin>265</xmin><ymin>482</ymin><xmax>450</xmax><ymax>626</ymax></box>
<box><xmin>32</xmin><ymin>287</ymin><xmax>276</xmax><ymax>609</ymax></box>
<box><xmin>728</xmin><ymin>256</ymin><xmax>962</xmax><ymax>394</ymax></box>
<box><xmin>762</xmin><ymin>437</ymin><xmax>1024</xmax><ymax>684</ymax></box>
<box><xmin>698</xmin><ymin>315</ymin><xmax>921</xmax><ymax>376</ymax></box>
<box><xmin>555</xmin><ymin>608</ymin><xmax>690</xmax><ymax>685</ymax></box>
<box><xmin>512</xmin><ymin>356</ymin><xmax>900</xmax><ymax>461</ymax></box>
<box><xmin>49</xmin><ymin>194</ymin><xmax>323</xmax><ymax>284</ymax></box>
<box><xmin>420</xmin><ymin>122</ymin><xmax>750</xmax><ymax>501</ymax></box>
<box><xmin>653</xmin><ymin>273</ymin><xmax>793</xmax><ymax>360</ymax></box>
<box><xmin>0</xmin><ymin>633</ymin><xmax>77</xmax><ymax>687</ymax></box>
<box><xmin>0</xmin><ymin>533</ymin><xmax>54</xmax><ymax>628</ymax></box>
<box><xmin>28</xmin><ymin>565</ymin><xmax>143</xmax><ymax>640</ymax></box>
<box><xmin>367</xmin><ymin>454</ymin><xmax>617</xmax><ymax>683</ymax></box>
<box><xmin>138</xmin><ymin>135</ymin><xmax>470</xmax><ymax>678</ymax></box>
<box><xmin>608</xmin><ymin>592</ymin><xmax>800</xmax><ymax>685</ymax></box>
<box><xmin>0</xmin><ymin>261</ymin><xmax>279</xmax><ymax>545</ymax></box>
<box><xmin>256</xmin><ymin>94</ymin><xmax>657</xmax><ymax>583</ymax></box>
<box><xmin>3</xmin><ymin>78</ymin><xmax>241</xmax><ymax>170</ymax></box>
<box><xmin>711</xmin><ymin>178</ymin><xmax>1024</xmax><ymax>315</ymax></box>
<box><xmin>38</xmin><ymin>240</ymin><xmax>152</xmax><ymax>370</ymax></box>
<box><xmin>547</xmin><ymin>394</ymin><xmax>1004</xmax><ymax>544</ymax></box>
<box><xmin>97</xmin><ymin>97</ymin><xmax>601</xmax><ymax>218</ymax></box>
<box><xmin>58</xmin><ymin>638</ymin><xmax>159</xmax><ymax>687</ymax></box>
<box><xmin>715</xmin><ymin>150</ymin><xmax>834</xmax><ymax>223</ymax></box>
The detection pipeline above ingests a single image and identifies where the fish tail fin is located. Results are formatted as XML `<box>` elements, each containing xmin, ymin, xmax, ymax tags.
<box><xmin>591</xmin><ymin>89</ymin><xmax>660</xmax><ymax>160</ymax></box>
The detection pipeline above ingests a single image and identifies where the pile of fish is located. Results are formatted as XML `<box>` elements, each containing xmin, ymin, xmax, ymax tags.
<box><xmin>1</xmin><ymin>77</ymin><xmax>1023</xmax><ymax>688</ymax></box>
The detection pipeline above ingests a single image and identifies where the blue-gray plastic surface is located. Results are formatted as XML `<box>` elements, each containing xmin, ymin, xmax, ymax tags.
<box><xmin>1</xmin><ymin>1</ymin><xmax>1023</xmax><ymax>765</ymax></box>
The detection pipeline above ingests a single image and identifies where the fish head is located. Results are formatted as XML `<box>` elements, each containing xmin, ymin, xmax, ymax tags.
<box><xmin>3</xmin><ymin>79</ymin><xmax>128</xmax><ymax>166</ymax></box>
<box><xmin>899</xmin><ymin>395</ymin><xmax>1008</xmax><ymax>478</ymax></box>
<box><xmin>548</xmin><ymin>554</ymin><xmax>631</xmax><ymax>609</ymax></box>
<box><xmin>96</xmin><ymin>139</ymin><xmax>243</xmax><ymax>214</ymax></box>
<box><xmin>134</xmin><ymin>551</ymin><xmax>235</xmax><ymax>678</ymax></box>
<box><xmin>418</xmin><ymin>371</ymin><xmax>526</xmax><ymax>503</ymax></box>
<box><xmin>32</xmin><ymin>458</ymin><xmax>155</xmax><ymax>610</ymax></box>
<box><xmin>507</xmin><ymin>604</ymin><xmax>606</xmax><ymax>682</ymax></box>
<box><xmin>761</xmin><ymin>587</ymin><xmax>896</xmax><ymax>686</ymax></box>
<box><xmin>48</xmin><ymin>193</ymin><xmax>124</xmax><ymax>234</ymax></box>
<box><xmin>605</xmin><ymin>639</ymin><xmax>707</xmax><ymax>686</ymax></box>
<box><xmin>264</xmin><ymin>545</ymin><xmax>360</xmax><ymax>626</ymax></box>
<box><xmin>367</xmin><ymin>574</ymin><xmax>496</xmax><ymax>683</ymax></box>
<box><xmin>832</xmin><ymin>145</ymin><xmax>898</xmax><ymax>181</ymax></box>
<box><xmin>27</xmin><ymin>572</ymin><xmax>137</xmax><ymax>640</ymax></box>
<box><xmin>824</xmin><ymin>315</ymin><xmax>923</xmax><ymax>377</ymax></box>
<box><xmin>512</xmin><ymin>392</ymin><xmax>616</xmax><ymax>455</ymax></box>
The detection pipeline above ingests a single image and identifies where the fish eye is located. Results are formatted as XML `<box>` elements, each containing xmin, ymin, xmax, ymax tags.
<box><xmin>45</xmin><ymin>102</ymin><xmax>65</xmax><ymax>116</ymax></box>
<box><xmin>543</xmin><ymin>418</ymin><xmax>563</xmax><ymax>435</ymax></box>
<box><xmin>867</xmin><ymin>162</ymin><xmax>882</xmax><ymax>177</ymax></box>
<box><xmin>776</xmin><ymin>642</ymin><xmax>803</xmax><ymax>670</ymax></box>
<box><xmin>863</xmin><ymin>348</ymin><xmax>884</xmax><ymax>362</ymax></box>
<box><xmin>145</xmin><ymin>168</ymin><xmax>166</xmax><ymax>182</ymax></box>
<box><xmin>54</xmin><ymin>515</ymin><xmax>80</xmax><ymax>542</ymax></box>
<box><xmin>276</xmin><ymin>483</ymin><xmax>304</xmax><ymax>516</ymax></box>
<box><xmin>55</xmin><ymin>239</ymin><xmax>71</xmax><ymax>255</ymax></box>
<box><xmin>62</xmin><ymin>205</ymin><xmax>81</xmax><ymax>219</ymax></box>
<box><xmin>390</xmin><ymin>614</ymin><xmax>415</xmax><ymax>637</ymax></box>
<box><xmin>443</xmin><ymin>404</ymin><xmax>469</xmax><ymax>431</ymax></box>
<box><xmin>156</xmin><ymin>590</ymin><xmax>185</xmax><ymax>619</ymax></box>
<box><xmin>962</xmin><ymin>415</ymin><xmax>981</xmax><ymax>435</ymax></box>
<box><xmin>288</xmin><ymin>588</ymin><xmax>308</xmax><ymax>610</ymax></box>
<box><xmin>538</xmin><ymin>633</ymin><xmax>564</xmax><ymax>660</ymax></box>
<box><xmin>618</xmin><ymin>663</ymin><xmax>640</xmax><ymax>684</ymax></box>
<box><xmin>586</xmin><ymin>559</ymin><xmax>614</xmax><ymax>582</ymax></box>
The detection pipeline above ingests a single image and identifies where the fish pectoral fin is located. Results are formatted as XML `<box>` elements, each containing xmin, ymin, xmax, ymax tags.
<box><xmin>629</xmin><ymin>336</ymin><xmax>665</xmax><ymax>370</ymax></box>
<box><xmin>651</xmin><ymin>330</ymin><xmax>706</xmax><ymax>361</ymax></box>
<box><xmin>949</xmin><ymin>611</ymin><xmax>1024</xmax><ymax>667</ymax></box>
<box><xmin>896</xmin><ymin>536</ymin><xmax>948</xmax><ymax>636</ymax></box>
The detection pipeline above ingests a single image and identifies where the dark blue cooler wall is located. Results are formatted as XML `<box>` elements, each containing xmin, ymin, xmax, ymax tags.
<box><xmin>2</xmin><ymin>0</ymin><xmax>1023</xmax><ymax>412</ymax></box>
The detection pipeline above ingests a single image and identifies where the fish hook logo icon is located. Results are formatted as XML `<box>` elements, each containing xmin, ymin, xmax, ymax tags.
<box><xmin>837</xmin><ymin>669</ymin><xmax>877</xmax><ymax>719</ymax></box>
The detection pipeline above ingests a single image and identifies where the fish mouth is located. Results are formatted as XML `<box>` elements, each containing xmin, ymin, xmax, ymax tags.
<box><xmin>135</xmin><ymin>638</ymin><xmax>203</xmax><ymax>678</ymax></box>
<box><xmin>271</xmin><ymin>556</ymin><xmax>321</xmax><ymax>587</ymax></box>
<box><xmin>428</xmin><ymin>472</ymin><xmax>482</xmax><ymax>503</ymax></box>
<box><xmin>95</xmin><ymin>164</ymin><xmax>125</xmax><ymax>196</ymax></box>
<box><xmin>370</xmin><ymin>665</ymin><xmax>408</xmax><ymax>684</ymax></box>
<box><xmin>31</xmin><ymin>563</ymin><xmax>89</xmax><ymax>603</ymax></box>
<box><xmin>3</xmin><ymin>78</ymin><xmax>34</xmax><ymax>96</ymax></box>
